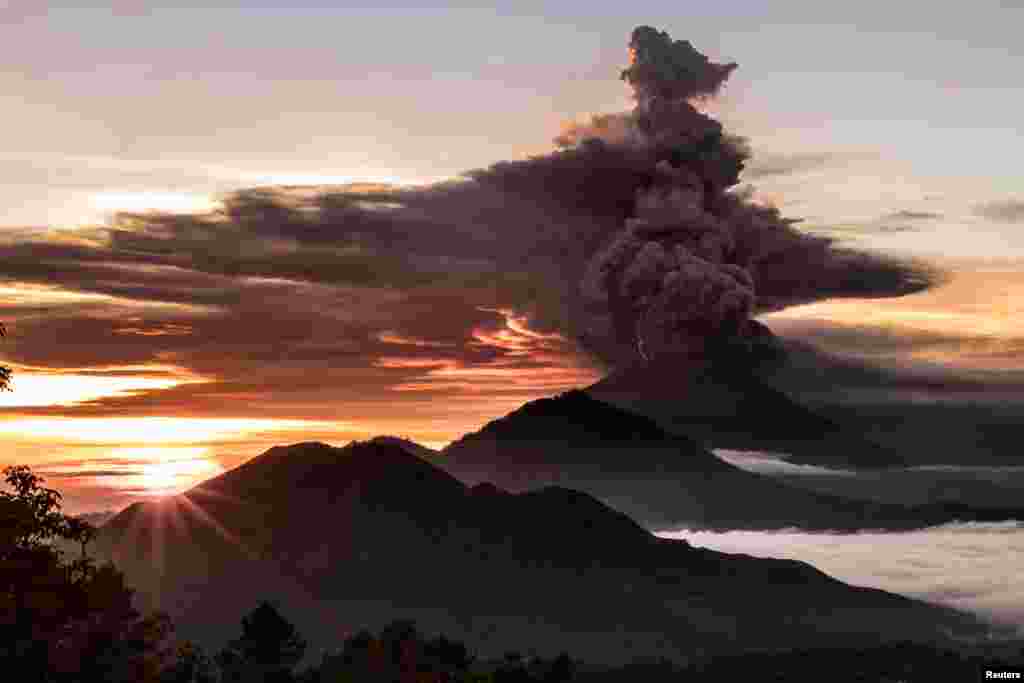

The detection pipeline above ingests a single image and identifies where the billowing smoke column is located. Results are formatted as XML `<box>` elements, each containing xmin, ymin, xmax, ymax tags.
<box><xmin>579</xmin><ymin>27</ymin><xmax>773</xmax><ymax>360</ymax></box>
<box><xmin>465</xmin><ymin>28</ymin><xmax>930</xmax><ymax>366</ymax></box>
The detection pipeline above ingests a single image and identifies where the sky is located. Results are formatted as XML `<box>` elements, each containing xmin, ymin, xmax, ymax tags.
<box><xmin>1</xmin><ymin>1</ymin><xmax>1023</xmax><ymax>513</ymax></box>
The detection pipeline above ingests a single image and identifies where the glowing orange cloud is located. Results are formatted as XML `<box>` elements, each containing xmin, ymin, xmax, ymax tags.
<box><xmin>0</xmin><ymin>417</ymin><xmax>346</xmax><ymax>445</ymax></box>
<box><xmin>376</xmin><ymin>331</ymin><xmax>455</xmax><ymax>348</ymax></box>
<box><xmin>376</xmin><ymin>308</ymin><xmax>600</xmax><ymax>397</ymax></box>
<box><xmin>0</xmin><ymin>373</ymin><xmax>197</xmax><ymax>408</ymax></box>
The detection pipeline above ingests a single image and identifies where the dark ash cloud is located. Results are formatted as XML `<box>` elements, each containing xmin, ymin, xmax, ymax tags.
<box><xmin>477</xmin><ymin>25</ymin><xmax>934</xmax><ymax>363</ymax></box>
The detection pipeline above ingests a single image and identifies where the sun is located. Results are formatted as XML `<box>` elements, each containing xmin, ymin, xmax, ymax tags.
<box><xmin>126</xmin><ymin>449</ymin><xmax>225</xmax><ymax>497</ymax></box>
<box><xmin>138</xmin><ymin>458</ymin><xmax>223</xmax><ymax>497</ymax></box>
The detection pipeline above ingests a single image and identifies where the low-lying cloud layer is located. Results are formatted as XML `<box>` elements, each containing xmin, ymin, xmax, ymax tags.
<box><xmin>661</xmin><ymin>523</ymin><xmax>1024</xmax><ymax>635</ymax></box>
<box><xmin>713</xmin><ymin>449</ymin><xmax>859</xmax><ymax>477</ymax></box>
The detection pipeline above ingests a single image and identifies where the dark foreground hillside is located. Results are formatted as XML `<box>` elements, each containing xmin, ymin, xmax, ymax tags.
<box><xmin>93</xmin><ymin>440</ymin><xmax>989</xmax><ymax>666</ymax></box>
<box><xmin>577</xmin><ymin>641</ymin><xmax>1024</xmax><ymax>682</ymax></box>
<box><xmin>241</xmin><ymin>614</ymin><xmax>1024</xmax><ymax>682</ymax></box>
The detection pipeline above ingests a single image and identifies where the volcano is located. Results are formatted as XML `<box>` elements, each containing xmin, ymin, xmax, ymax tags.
<box><xmin>438</xmin><ymin>389</ymin><xmax>1024</xmax><ymax>531</ymax></box>
<box><xmin>583</xmin><ymin>337</ymin><xmax>904</xmax><ymax>471</ymax></box>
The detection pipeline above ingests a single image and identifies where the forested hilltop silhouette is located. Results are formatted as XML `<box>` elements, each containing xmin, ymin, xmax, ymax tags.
<box><xmin>167</xmin><ymin>604</ymin><xmax>1024</xmax><ymax>683</ymax></box>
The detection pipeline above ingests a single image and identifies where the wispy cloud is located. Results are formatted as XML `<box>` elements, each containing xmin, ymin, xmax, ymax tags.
<box><xmin>887</xmin><ymin>210</ymin><xmax>943</xmax><ymax>221</ymax></box>
<box><xmin>974</xmin><ymin>199</ymin><xmax>1024</xmax><ymax>223</ymax></box>
<box><xmin>741</xmin><ymin>151</ymin><xmax>835</xmax><ymax>180</ymax></box>
<box><xmin>714</xmin><ymin>450</ymin><xmax>859</xmax><ymax>477</ymax></box>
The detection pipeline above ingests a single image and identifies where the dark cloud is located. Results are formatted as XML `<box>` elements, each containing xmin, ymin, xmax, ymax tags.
<box><xmin>0</xmin><ymin>245</ymin><xmax>596</xmax><ymax>422</ymax></box>
<box><xmin>974</xmin><ymin>199</ymin><xmax>1024</xmax><ymax>223</ymax></box>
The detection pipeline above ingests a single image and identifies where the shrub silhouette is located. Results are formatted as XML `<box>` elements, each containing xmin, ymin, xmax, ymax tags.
<box><xmin>160</xmin><ymin>640</ymin><xmax>218</xmax><ymax>683</ymax></box>
<box><xmin>217</xmin><ymin>600</ymin><xmax>307</xmax><ymax>682</ymax></box>
<box><xmin>0</xmin><ymin>321</ymin><xmax>10</xmax><ymax>392</ymax></box>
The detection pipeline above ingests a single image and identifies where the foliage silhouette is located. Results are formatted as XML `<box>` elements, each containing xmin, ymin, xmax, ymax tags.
<box><xmin>300</xmin><ymin>619</ymin><xmax>578</xmax><ymax>683</ymax></box>
<box><xmin>161</xmin><ymin>640</ymin><xmax>218</xmax><ymax>683</ymax></box>
<box><xmin>0</xmin><ymin>321</ymin><xmax>10</xmax><ymax>391</ymax></box>
<box><xmin>217</xmin><ymin>600</ymin><xmax>307</xmax><ymax>682</ymax></box>
<box><xmin>0</xmin><ymin>465</ymin><xmax>174</xmax><ymax>681</ymax></box>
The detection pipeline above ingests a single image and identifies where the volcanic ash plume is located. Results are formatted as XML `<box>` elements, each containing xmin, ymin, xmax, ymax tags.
<box><xmin>575</xmin><ymin>26</ymin><xmax>926</xmax><ymax>362</ymax></box>
<box><xmin>582</xmin><ymin>159</ymin><xmax>756</xmax><ymax>360</ymax></box>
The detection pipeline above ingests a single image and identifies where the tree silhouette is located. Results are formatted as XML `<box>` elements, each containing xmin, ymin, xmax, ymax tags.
<box><xmin>313</xmin><ymin>620</ymin><xmax>481</xmax><ymax>682</ymax></box>
<box><xmin>540</xmin><ymin>653</ymin><xmax>575</xmax><ymax>682</ymax></box>
<box><xmin>423</xmin><ymin>632</ymin><xmax>475</xmax><ymax>676</ymax></box>
<box><xmin>161</xmin><ymin>640</ymin><xmax>217</xmax><ymax>683</ymax></box>
<box><xmin>0</xmin><ymin>321</ymin><xmax>11</xmax><ymax>392</ymax></box>
<box><xmin>218</xmin><ymin>600</ymin><xmax>307</xmax><ymax>682</ymax></box>
<box><xmin>494</xmin><ymin>652</ymin><xmax>532</xmax><ymax>683</ymax></box>
<box><xmin>0</xmin><ymin>465</ymin><xmax>174</xmax><ymax>681</ymax></box>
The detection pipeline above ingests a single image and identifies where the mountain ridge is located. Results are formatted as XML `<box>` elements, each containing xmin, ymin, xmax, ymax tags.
<box><xmin>92</xmin><ymin>439</ymin><xmax>988</xmax><ymax>665</ymax></box>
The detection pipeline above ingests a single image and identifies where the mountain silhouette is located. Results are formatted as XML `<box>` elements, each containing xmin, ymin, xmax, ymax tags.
<box><xmin>93</xmin><ymin>440</ymin><xmax>987</xmax><ymax>665</ymax></box>
<box><xmin>439</xmin><ymin>390</ymin><xmax>1024</xmax><ymax>531</ymax></box>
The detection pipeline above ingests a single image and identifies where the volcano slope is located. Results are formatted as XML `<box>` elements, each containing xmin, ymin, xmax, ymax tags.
<box><xmin>439</xmin><ymin>389</ymin><xmax>1024</xmax><ymax>531</ymax></box>
<box><xmin>583</xmin><ymin>338</ymin><xmax>904</xmax><ymax>471</ymax></box>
